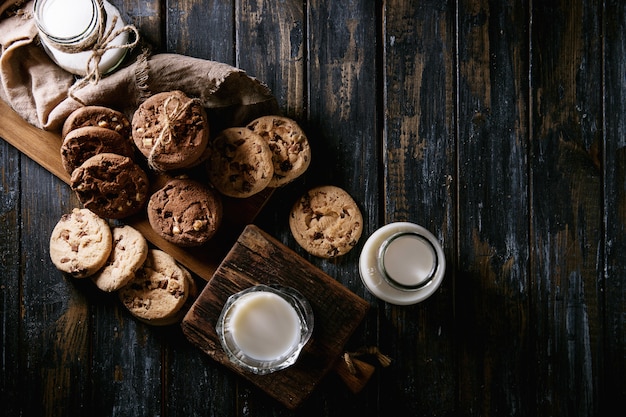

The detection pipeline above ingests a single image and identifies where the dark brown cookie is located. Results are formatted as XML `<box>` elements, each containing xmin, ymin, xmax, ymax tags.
<box><xmin>206</xmin><ymin>127</ymin><xmax>273</xmax><ymax>198</ymax></box>
<box><xmin>62</xmin><ymin>105</ymin><xmax>131</xmax><ymax>140</ymax></box>
<box><xmin>132</xmin><ymin>90</ymin><xmax>209</xmax><ymax>171</ymax></box>
<box><xmin>60</xmin><ymin>126</ymin><xmax>135</xmax><ymax>175</ymax></box>
<box><xmin>246</xmin><ymin>115</ymin><xmax>311</xmax><ymax>187</ymax></box>
<box><xmin>70</xmin><ymin>153</ymin><xmax>149</xmax><ymax>219</ymax></box>
<box><xmin>147</xmin><ymin>178</ymin><xmax>223</xmax><ymax>247</ymax></box>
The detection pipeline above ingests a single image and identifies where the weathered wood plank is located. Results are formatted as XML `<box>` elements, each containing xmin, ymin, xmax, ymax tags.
<box><xmin>20</xmin><ymin>163</ymin><xmax>89</xmax><ymax>416</ymax></box>
<box><xmin>381</xmin><ymin>0</ymin><xmax>457</xmax><ymax>414</ymax></box>
<box><xmin>0</xmin><ymin>140</ymin><xmax>22</xmax><ymax>416</ymax></box>
<box><xmin>456</xmin><ymin>0</ymin><xmax>531</xmax><ymax>415</ymax></box>
<box><xmin>530</xmin><ymin>0</ymin><xmax>603</xmax><ymax>415</ymax></box>
<box><xmin>601</xmin><ymin>0</ymin><xmax>626</xmax><ymax>413</ymax></box>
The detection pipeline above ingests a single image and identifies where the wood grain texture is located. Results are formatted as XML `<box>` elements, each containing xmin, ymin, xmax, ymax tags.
<box><xmin>181</xmin><ymin>225</ymin><xmax>369</xmax><ymax>410</ymax></box>
<box><xmin>457</xmin><ymin>0</ymin><xmax>530</xmax><ymax>415</ymax></box>
<box><xmin>1</xmin><ymin>0</ymin><xmax>625</xmax><ymax>415</ymax></box>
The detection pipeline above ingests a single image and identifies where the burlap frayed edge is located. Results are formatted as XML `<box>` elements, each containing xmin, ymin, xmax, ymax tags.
<box><xmin>134</xmin><ymin>47</ymin><xmax>152</xmax><ymax>106</ymax></box>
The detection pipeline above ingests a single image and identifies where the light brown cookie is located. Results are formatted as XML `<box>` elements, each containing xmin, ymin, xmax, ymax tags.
<box><xmin>206</xmin><ymin>127</ymin><xmax>273</xmax><ymax>198</ymax></box>
<box><xmin>132</xmin><ymin>90</ymin><xmax>209</xmax><ymax>171</ymax></box>
<box><xmin>118</xmin><ymin>249</ymin><xmax>191</xmax><ymax>325</ymax></box>
<box><xmin>49</xmin><ymin>208</ymin><xmax>112</xmax><ymax>278</ymax></box>
<box><xmin>289</xmin><ymin>185</ymin><xmax>363</xmax><ymax>258</ymax></box>
<box><xmin>62</xmin><ymin>105</ymin><xmax>132</xmax><ymax>140</ymax></box>
<box><xmin>138</xmin><ymin>267</ymin><xmax>198</xmax><ymax>326</ymax></box>
<box><xmin>91</xmin><ymin>225</ymin><xmax>149</xmax><ymax>292</ymax></box>
<box><xmin>246</xmin><ymin>115</ymin><xmax>311</xmax><ymax>187</ymax></box>
<box><xmin>147</xmin><ymin>178</ymin><xmax>223</xmax><ymax>247</ymax></box>
<box><xmin>60</xmin><ymin>126</ymin><xmax>135</xmax><ymax>175</ymax></box>
<box><xmin>70</xmin><ymin>153</ymin><xmax>149</xmax><ymax>219</ymax></box>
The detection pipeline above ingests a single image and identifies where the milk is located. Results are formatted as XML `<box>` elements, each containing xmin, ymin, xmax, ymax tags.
<box><xmin>228</xmin><ymin>291</ymin><xmax>301</xmax><ymax>360</ymax></box>
<box><xmin>34</xmin><ymin>0</ymin><xmax>130</xmax><ymax>76</ymax></box>
<box><xmin>381</xmin><ymin>233</ymin><xmax>437</xmax><ymax>288</ymax></box>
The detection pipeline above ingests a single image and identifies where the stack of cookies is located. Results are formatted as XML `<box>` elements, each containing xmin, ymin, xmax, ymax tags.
<box><xmin>49</xmin><ymin>208</ymin><xmax>196</xmax><ymax>326</ymax></box>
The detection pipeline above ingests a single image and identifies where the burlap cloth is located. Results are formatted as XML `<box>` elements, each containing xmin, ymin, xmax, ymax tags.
<box><xmin>0</xmin><ymin>0</ymin><xmax>277</xmax><ymax>132</ymax></box>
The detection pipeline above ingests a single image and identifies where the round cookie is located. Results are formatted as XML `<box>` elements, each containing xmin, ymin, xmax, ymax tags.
<box><xmin>49</xmin><ymin>208</ymin><xmax>112</xmax><ymax>278</ymax></box>
<box><xmin>60</xmin><ymin>126</ymin><xmax>135</xmax><ymax>175</ymax></box>
<box><xmin>207</xmin><ymin>127</ymin><xmax>273</xmax><ymax>198</ymax></box>
<box><xmin>246</xmin><ymin>115</ymin><xmax>311</xmax><ymax>187</ymax></box>
<box><xmin>147</xmin><ymin>178</ymin><xmax>223</xmax><ymax>247</ymax></box>
<box><xmin>62</xmin><ymin>105</ymin><xmax>131</xmax><ymax>140</ymax></box>
<box><xmin>289</xmin><ymin>185</ymin><xmax>363</xmax><ymax>258</ymax></box>
<box><xmin>91</xmin><ymin>225</ymin><xmax>149</xmax><ymax>292</ymax></box>
<box><xmin>118</xmin><ymin>249</ymin><xmax>191</xmax><ymax>325</ymax></box>
<box><xmin>70</xmin><ymin>153</ymin><xmax>149</xmax><ymax>219</ymax></box>
<box><xmin>132</xmin><ymin>90</ymin><xmax>209</xmax><ymax>171</ymax></box>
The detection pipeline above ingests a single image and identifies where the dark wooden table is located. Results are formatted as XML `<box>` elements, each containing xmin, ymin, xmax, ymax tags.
<box><xmin>1</xmin><ymin>0</ymin><xmax>625</xmax><ymax>416</ymax></box>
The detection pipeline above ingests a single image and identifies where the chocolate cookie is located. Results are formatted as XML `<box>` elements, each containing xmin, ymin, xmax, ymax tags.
<box><xmin>49</xmin><ymin>208</ymin><xmax>112</xmax><ymax>278</ymax></box>
<box><xmin>206</xmin><ymin>127</ymin><xmax>273</xmax><ymax>198</ymax></box>
<box><xmin>70</xmin><ymin>153</ymin><xmax>149</xmax><ymax>219</ymax></box>
<box><xmin>62</xmin><ymin>105</ymin><xmax>131</xmax><ymax>140</ymax></box>
<box><xmin>118</xmin><ymin>249</ymin><xmax>192</xmax><ymax>325</ymax></box>
<box><xmin>147</xmin><ymin>178</ymin><xmax>223</xmax><ymax>247</ymax></box>
<box><xmin>247</xmin><ymin>115</ymin><xmax>311</xmax><ymax>187</ymax></box>
<box><xmin>132</xmin><ymin>90</ymin><xmax>209</xmax><ymax>171</ymax></box>
<box><xmin>91</xmin><ymin>225</ymin><xmax>149</xmax><ymax>292</ymax></box>
<box><xmin>289</xmin><ymin>185</ymin><xmax>363</xmax><ymax>258</ymax></box>
<box><xmin>60</xmin><ymin>126</ymin><xmax>135</xmax><ymax>175</ymax></box>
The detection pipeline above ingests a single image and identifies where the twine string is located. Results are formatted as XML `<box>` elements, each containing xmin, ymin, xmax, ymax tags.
<box><xmin>68</xmin><ymin>0</ymin><xmax>140</xmax><ymax>104</ymax></box>
<box><xmin>147</xmin><ymin>96</ymin><xmax>196</xmax><ymax>170</ymax></box>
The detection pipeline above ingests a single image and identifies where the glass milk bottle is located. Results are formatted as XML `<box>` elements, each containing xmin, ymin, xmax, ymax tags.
<box><xmin>33</xmin><ymin>0</ymin><xmax>135</xmax><ymax>76</ymax></box>
<box><xmin>359</xmin><ymin>222</ymin><xmax>446</xmax><ymax>305</ymax></box>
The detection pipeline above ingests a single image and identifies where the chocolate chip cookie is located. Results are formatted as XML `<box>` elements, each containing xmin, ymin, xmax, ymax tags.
<box><xmin>70</xmin><ymin>153</ymin><xmax>149</xmax><ymax>219</ymax></box>
<box><xmin>289</xmin><ymin>185</ymin><xmax>363</xmax><ymax>258</ymax></box>
<box><xmin>60</xmin><ymin>126</ymin><xmax>135</xmax><ymax>175</ymax></box>
<box><xmin>49</xmin><ymin>208</ymin><xmax>112</xmax><ymax>278</ymax></box>
<box><xmin>62</xmin><ymin>105</ymin><xmax>131</xmax><ymax>140</ymax></box>
<box><xmin>91</xmin><ymin>225</ymin><xmax>149</xmax><ymax>292</ymax></box>
<box><xmin>147</xmin><ymin>178</ymin><xmax>223</xmax><ymax>247</ymax></box>
<box><xmin>132</xmin><ymin>90</ymin><xmax>209</xmax><ymax>171</ymax></box>
<box><xmin>118</xmin><ymin>249</ymin><xmax>192</xmax><ymax>326</ymax></box>
<box><xmin>246</xmin><ymin>115</ymin><xmax>311</xmax><ymax>187</ymax></box>
<box><xmin>206</xmin><ymin>127</ymin><xmax>273</xmax><ymax>198</ymax></box>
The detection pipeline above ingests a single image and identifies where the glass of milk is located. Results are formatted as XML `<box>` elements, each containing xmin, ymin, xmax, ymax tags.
<box><xmin>216</xmin><ymin>285</ymin><xmax>314</xmax><ymax>375</ymax></box>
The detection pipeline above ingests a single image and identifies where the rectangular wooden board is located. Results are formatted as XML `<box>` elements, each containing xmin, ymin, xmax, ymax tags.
<box><xmin>181</xmin><ymin>225</ymin><xmax>370</xmax><ymax>409</ymax></box>
<box><xmin>0</xmin><ymin>99</ymin><xmax>272</xmax><ymax>281</ymax></box>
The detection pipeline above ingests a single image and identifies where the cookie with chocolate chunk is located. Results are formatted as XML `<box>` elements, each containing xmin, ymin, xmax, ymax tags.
<box><xmin>70</xmin><ymin>153</ymin><xmax>149</xmax><ymax>219</ymax></box>
<box><xmin>60</xmin><ymin>126</ymin><xmax>135</xmax><ymax>175</ymax></box>
<box><xmin>118</xmin><ymin>249</ymin><xmax>192</xmax><ymax>326</ymax></box>
<box><xmin>91</xmin><ymin>225</ymin><xmax>149</xmax><ymax>292</ymax></box>
<box><xmin>147</xmin><ymin>178</ymin><xmax>223</xmax><ymax>247</ymax></box>
<box><xmin>49</xmin><ymin>208</ymin><xmax>112</xmax><ymax>278</ymax></box>
<box><xmin>206</xmin><ymin>127</ymin><xmax>273</xmax><ymax>198</ymax></box>
<box><xmin>62</xmin><ymin>105</ymin><xmax>131</xmax><ymax>140</ymax></box>
<box><xmin>289</xmin><ymin>185</ymin><xmax>363</xmax><ymax>258</ymax></box>
<box><xmin>132</xmin><ymin>90</ymin><xmax>209</xmax><ymax>171</ymax></box>
<box><xmin>246</xmin><ymin>115</ymin><xmax>311</xmax><ymax>187</ymax></box>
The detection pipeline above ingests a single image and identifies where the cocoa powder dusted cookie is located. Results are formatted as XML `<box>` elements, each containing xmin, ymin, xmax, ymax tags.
<box><xmin>247</xmin><ymin>115</ymin><xmax>311</xmax><ymax>187</ymax></box>
<box><xmin>132</xmin><ymin>90</ymin><xmax>209</xmax><ymax>171</ymax></box>
<box><xmin>289</xmin><ymin>185</ymin><xmax>363</xmax><ymax>258</ymax></box>
<box><xmin>49</xmin><ymin>208</ymin><xmax>112</xmax><ymax>278</ymax></box>
<box><xmin>147</xmin><ymin>178</ymin><xmax>223</xmax><ymax>247</ymax></box>
<box><xmin>62</xmin><ymin>105</ymin><xmax>131</xmax><ymax>140</ymax></box>
<box><xmin>60</xmin><ymin>126</ymin><xmax>135</xmax><ymax>175</ymax></box>
<box><xmin>118</xmin><ymin>249</ymin><xmax>192</xmax><ymax>326</ymax></box>
<box><xmin>70</xmin><ymin>153</ymin><xmax>149</xmax><ymax>219</ymax></box>
<box><xmin>206</xmin><ymin>127</ymin><xmax>273</xmax><ymax>198</ymax></box>
<box><xmin>91</xmin><ymin>225</ymin><xmax>149</xmax><ymax>292</ymax></box>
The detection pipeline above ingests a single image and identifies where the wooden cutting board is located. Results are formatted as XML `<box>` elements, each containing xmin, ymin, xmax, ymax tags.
<box><xmin>181</xmin><ymin>225</ymin><xmax>370</xmax><ymax>409</ymax></box>
<box><xmin>0</xmin><ymin>99</ymin><xmax>272</xmax><ymax>281</ymax></box>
